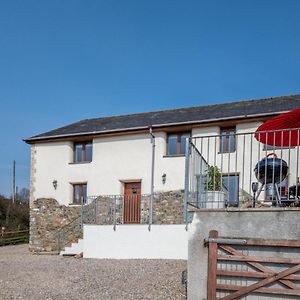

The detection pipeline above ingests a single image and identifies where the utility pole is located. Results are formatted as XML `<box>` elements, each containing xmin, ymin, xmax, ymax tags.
<box><xmin>16</xmin><ymin>186</ymin><xmax>18</xmax><ymax>203</ymax></box>
<box><xmin>12</xmin><ymin>160</ymin><xmax>16</xmax><ymax>203</ymax></box>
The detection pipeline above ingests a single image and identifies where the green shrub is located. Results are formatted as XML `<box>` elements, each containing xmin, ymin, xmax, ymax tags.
<box><xmin>205</xmin><ymin>166</ymin><xmax>223</xmax><ymax>191</ymax></box>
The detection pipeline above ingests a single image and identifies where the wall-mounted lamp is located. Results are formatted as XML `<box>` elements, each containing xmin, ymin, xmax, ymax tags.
<box><xmin>52</xmin><ymin>179</ymin><xmax>58</xmax><ymax>190</ymax></box>
<box><xmin>162</xmin><ymin>173</ymin><xmax>167</xmax><ymax>184</ymax></box>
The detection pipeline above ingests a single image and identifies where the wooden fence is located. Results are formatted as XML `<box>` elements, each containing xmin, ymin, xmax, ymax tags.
<box><xmin>0</xmin><ymin>227</ymin><xmax>29</xmax><ymax>246</ymax></box>
<box><xmin>206</xmin><ymin>230</ymin><xmax>300</xmax><ymax>299</ymax></box>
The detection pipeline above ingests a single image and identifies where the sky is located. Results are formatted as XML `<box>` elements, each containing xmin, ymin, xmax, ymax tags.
<box><xmin>0</xmin><ymin>0</ymin><xmax>300</xmax><ymax>196</ymax></box>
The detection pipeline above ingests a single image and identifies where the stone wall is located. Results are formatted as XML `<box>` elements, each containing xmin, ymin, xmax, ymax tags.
<box><xmin>30</xmin><ymin>198</ymin><xmax>81</xmax><ymax>252</ymax></box>
<box><xmin>87</xmin><ymin>191</ymin><xmax>184</xmax><ymax>225</ymax></box>
<box><xmin>141</xmin><ymin>190</ymin><xmax>184</xmax><ymax>224</ymax></box>
<box><xmin>138</xmin><ymin>191</ymin><xmax>184</xmax><ymax>224</ymax></box>
<box><xmin>152</xmin><ymin>191</ymin><xmax>184</xmax><ymax>224</ymax></box>
<box><xmin>30</xmin><ymin>191</ymin><xmax>184</xmax><ymax>252</ymax></box>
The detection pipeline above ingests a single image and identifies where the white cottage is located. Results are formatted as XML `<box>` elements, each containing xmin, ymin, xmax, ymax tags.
<box><xmin>25</xmin><ymin>95</ymin><xmax>300</xmax><ymax>257</ymax></box>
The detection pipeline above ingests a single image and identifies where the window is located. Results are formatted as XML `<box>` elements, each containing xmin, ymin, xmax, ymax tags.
<box><xmin>220</xmin><ymin>127</ymin><xmax>236</xmax><ymax>153</ymax></box>
<box><xmin>167</xmin><ymin>132</ymin><xmax>190</xmax><ymax>155</ymax></box>
<box><xmin>222</xmin><ymin>175</ymin><xmax>239</xmax><ymax>207</ymax></box>
<box><xmin>74</xmin><ymin>142</ymin><xmax>92</xmax><ymax>162</ymax></box>
<box><xmin>73</xmin><ymin>183</ymin><xmax>87</xmax><ymax>204</ymax></box>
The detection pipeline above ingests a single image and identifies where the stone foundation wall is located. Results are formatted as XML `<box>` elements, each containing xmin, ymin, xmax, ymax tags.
<box><xmin>140</xmin><ymin>191</ymin><xmax>184</xmax><ymax>224</ymax></box>
<box><xmin>86</xmin><ymin>191</ymin><xmax>184</xmax><ymax>225</ymax></box>
<box><xmin>30</xmin><ymin>191</ymin><xmax>184</xmax><ymax>252</ymax></box>
<box><xmin>30</xmin><ymin>198</ymin><xmax>81</xmax><ymax>252</ymax></box>
<box><xmin>154</xmin><ymin>191</ymin><xmax>184</xmax><ymax>224</ymax></box>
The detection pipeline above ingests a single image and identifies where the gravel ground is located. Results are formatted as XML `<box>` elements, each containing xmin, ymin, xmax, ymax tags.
<box><xmin>0</xmin><ymin>244</ymin><xmax>186</xmax><ymax>300</ymax></box>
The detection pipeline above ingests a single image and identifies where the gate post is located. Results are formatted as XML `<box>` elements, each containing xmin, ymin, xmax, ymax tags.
<box><xmin>207</xmin><ymin>230</ymin><xmax>218</xmax><ymax>300</ymax></box>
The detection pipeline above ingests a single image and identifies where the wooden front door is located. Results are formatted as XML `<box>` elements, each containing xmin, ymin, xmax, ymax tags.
<box><xmin>123</xmin><ymin>182</ymin><xmax>141</xmax><ymax>224</ymax></box>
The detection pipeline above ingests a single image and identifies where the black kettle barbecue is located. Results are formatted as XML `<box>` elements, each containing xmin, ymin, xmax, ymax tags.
<box><xmin>253</xmin><ymin>153</ymin><xmax>288</xmax><ymax>206</ymax></box>
<box><xmin>254</xmin><ymin>153</ymin><xmax>288</xmax><ymax>184</ymax></box>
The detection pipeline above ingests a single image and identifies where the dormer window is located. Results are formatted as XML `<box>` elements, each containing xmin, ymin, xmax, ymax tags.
<box><xmin>74</xmin><ymin>142</ymin><xmax>92</xmax><ymax>162</ymax></box>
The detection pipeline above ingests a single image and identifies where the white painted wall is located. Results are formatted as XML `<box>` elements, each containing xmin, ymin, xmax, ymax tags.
<box><xmin>33</xmin><ymin>132</ymin><xmax>185</xmax><ymax>205</ymax></box>
<box><xmin>34</xmin><ymin>141</ymin><xmax>74</xmax><ymax>204</ymax></box>
<box><xmin>83</xmin><ymin>224</ymin><xmax>188</xmax><ymax>259</ymax></box>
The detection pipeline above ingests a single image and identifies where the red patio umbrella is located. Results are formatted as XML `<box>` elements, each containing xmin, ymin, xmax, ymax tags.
<box><xmin>255</xmin><ymin>109</ymin><xmax>300</xmax><ymax>147</ymax></box>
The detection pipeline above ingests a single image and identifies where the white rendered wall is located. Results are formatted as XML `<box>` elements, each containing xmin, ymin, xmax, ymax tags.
<box><xmin>33</xmin><ymin>132</ymin><xmax>185</xmax><ymax>205</ymax></box>
<box><xmin>83</xmin><ymin>224</ymin><xmax>188</xmax><ymax>259</ymax></box>
<box><xmin>34</xmin><ymin>141</ymin><xmax>74</xmax><ymax>204</ymax></box>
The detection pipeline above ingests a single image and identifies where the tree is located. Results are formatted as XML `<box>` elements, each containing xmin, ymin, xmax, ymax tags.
<box><xmin>17</xmin><ymin>188</ymin><xmax>30</xmax><ymax>203</ymax></box>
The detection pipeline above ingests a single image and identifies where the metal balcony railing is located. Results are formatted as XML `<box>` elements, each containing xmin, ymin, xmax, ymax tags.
<box><xmin>184</xmin><ymin>128</ymin><xmax>300</xmax><ymax>213</ymax></box>
<box><xmin>82</xmin><ymin>192</ymin><xmax>184</xmax><ymax>230</ymax></box>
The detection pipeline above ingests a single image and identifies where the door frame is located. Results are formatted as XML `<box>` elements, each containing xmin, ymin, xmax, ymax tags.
<box><xmin>123</xmin><ymin>181</ymin><xmax>142</xmax><ymax>224</ymax></box>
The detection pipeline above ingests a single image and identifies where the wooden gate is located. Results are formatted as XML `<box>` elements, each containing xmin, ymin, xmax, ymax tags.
<box><xmin>206</xmin><ymin>230</ymin><xmax>300</xmax><ymax>299</ymax></box>
<box><xmin>123</xmin><ymin>182</ymin><xmax>141</xmax><ymax>224</ymax></box>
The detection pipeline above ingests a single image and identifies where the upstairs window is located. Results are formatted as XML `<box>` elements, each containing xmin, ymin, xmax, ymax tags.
<box><xmin>73</xmin><ymin>183</ymin><xmax>87</xmax><ymax>205</ymax></box>
<box><xmin>167</xmin><ymin>132</ymin><xmax>190</xmax><ymax>156</ymax></box>
<box><xmin>74</xmin><ymin>142</ymin><xmax>92</xmax><ymax>162</ymax></box>
<box><xmin>220</xmin><ymin>127</ymin><xmax>236</xmax><ymax>153</ymax></box>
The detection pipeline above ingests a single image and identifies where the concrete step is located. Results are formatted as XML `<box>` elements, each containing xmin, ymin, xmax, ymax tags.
<box><xmin>60</xmin><ymin>239</ymin><xmax>84</xmax><ymax>256</ymax></box>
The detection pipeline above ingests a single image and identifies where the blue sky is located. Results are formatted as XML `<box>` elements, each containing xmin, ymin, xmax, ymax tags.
<box><xmin>0</xmin><ymin>0</ymin><xmax>300</xmax><ymax>196</ymax></box>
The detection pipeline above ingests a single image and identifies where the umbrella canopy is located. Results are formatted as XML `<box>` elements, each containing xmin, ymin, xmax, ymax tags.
<box><xmin>255</xmin><ymin>109</ymin><xmax>300</xmax><ymax>147</ymax></box>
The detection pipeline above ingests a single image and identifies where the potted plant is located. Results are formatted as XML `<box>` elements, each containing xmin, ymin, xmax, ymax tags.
<box><xmin>203</xmin><ymin>166</ymin><xmax>226</xmax><ymax>208</ymax></box>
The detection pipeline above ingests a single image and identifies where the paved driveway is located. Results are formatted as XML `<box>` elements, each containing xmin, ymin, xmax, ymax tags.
<box><xmin>0</xmin><ymin>244</ymin><xmax>186</xmax><ymax>300</ymax></box>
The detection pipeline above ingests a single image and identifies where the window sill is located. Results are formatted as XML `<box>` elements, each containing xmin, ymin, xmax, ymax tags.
<box><xmin>218</xmin><ymin>151</ymin><xmax>236</xmax><ymax>154</ymax></box>
<box><xmin>69</xmin><ymin>161</ymin><xmax>92</xmax><ymax>165</ymax></box>
<box><xmin>163</xmin><ymin>154</ymin><xmax>186</xmax><ymax>158</ymax></box>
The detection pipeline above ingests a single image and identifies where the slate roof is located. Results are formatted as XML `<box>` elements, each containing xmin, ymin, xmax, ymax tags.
<box><xmin>25</xmin><ymin>94</ymin><xmax>300</xmax><ymax>143</ymax></box>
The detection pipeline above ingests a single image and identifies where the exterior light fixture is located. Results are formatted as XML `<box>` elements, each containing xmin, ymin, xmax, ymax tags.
<box><xmin>52</xmin><ymin>180</ymin><xmax>58</xmax><ymax>190</ymax></box>
<box><xmin>162</xmin><ymin>173</ymin><xmax>166</xmax><ymax>184</ymax></box>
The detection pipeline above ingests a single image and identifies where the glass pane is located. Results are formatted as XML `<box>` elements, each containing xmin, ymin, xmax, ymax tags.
<box><xmin>222</xmin><ymin>175</ymin><xmax>239</xmax><ymax>207</ymax></box>
<box><xmin>220</xmin><ymin>131</ymin><xmax>227</xmax><ymax>153</ymax></box>
<box><xmin>75</xmin><ymin>144</ymin><xmax>82</xmax><ymax>162</ymax></box>
<box><xmin>180</xmin><ymin>133</ymin><xmax>190</xmax><ymax>155</ymax></box>
<box><xmin>85</xmin><ymin>143</ymin><xmax>92</xmax><ymax>161</ymax></box>
<box><xmin>168</xmin><ymin>135</ymin><xmax>178</xmax><ymax>155</ymax></box>
<box><xmin>74</xmin><ymin>185</ymin><xmax>81</xmax><ymax>204</ymax></box>
<box><xmin>228</xmin><ymin>130</ymin><xmax>235</xmax><ymax>152</ymax></box>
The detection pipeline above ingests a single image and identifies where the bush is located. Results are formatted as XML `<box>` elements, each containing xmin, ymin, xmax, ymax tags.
<box><xmin>0</xmin><ymin>195</ymin><xmax>29</xmax><ymax>230</ymax></box>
